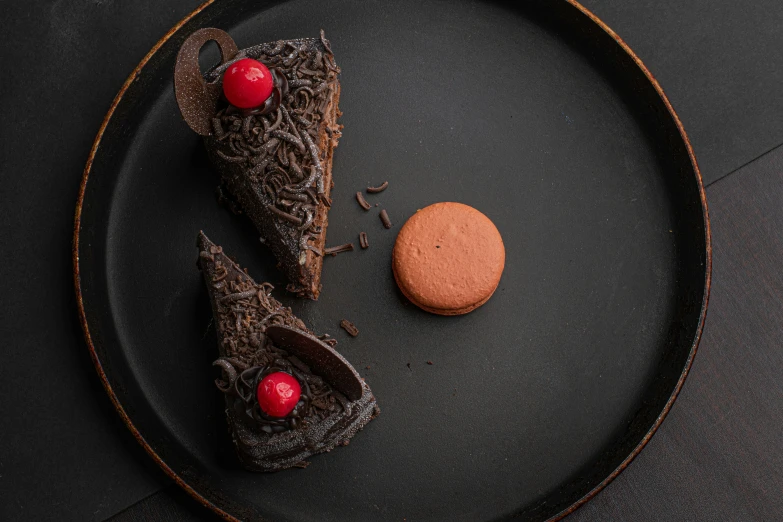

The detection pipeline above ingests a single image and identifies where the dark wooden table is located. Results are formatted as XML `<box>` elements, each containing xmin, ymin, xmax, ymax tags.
<box><xmin>1</xmin><ymin>1</ymin><xmax>781</xmax><ymax>520</ymax></box>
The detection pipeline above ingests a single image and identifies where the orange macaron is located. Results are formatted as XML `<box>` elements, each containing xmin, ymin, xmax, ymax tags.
<box><xmin>392</xmin><ymin>202</ymin><xmax>505</xmax><ymax>315</ymax></box>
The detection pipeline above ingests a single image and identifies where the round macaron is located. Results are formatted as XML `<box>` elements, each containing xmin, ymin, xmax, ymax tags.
<box><xmin>392</xmin><ymin>202</ymin><xmax>505</xmax><ymax>315</ymax></box>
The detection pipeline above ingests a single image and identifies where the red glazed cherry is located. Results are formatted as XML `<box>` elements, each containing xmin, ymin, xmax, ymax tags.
<box><xmin>257</xmin><ymin>372</ymin><xmax>301</xmax><ymax>417</ymax></box>
<box><xmin>222</xmin><ymin>58</ymin><xmax>274</xmax><ymax>109</ymax></box>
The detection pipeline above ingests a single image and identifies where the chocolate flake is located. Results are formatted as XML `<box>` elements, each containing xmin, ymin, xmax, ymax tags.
<box><xmin>366</xmin><ymin>181</ymin><xmax>389</xmax><ymax>193</ymax></box>
<box><xmin>340</xmin><ymin>320</ymin><xmax>359</xmax><ymax>337</ymax></box>
<box><xmin>355</xmin><ymin>191</ymin><xmax>371</xmax><ymax>210</ymax></box>
<box><xmin>379</xmin><ymin>209</ymin><xmax>392</xmax><ymax>229</ymax></box>
<box><xmin>359</xmin><ymin>232</ymin><xmax>369</xmax><ymax>249</ymax></box>
<box><xmin>324</xmin><ymin>243</ymin><xmax>354</xmax><ymax>256</ymax></box>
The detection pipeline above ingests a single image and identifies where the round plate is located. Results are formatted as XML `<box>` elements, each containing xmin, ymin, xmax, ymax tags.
<box><xmin>74</xmin><ymin>0</ymin><xmax>710</xmax><ymax>520</ymax></box>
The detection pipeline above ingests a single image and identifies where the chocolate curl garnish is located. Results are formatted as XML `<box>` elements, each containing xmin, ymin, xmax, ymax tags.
<box><xmin>174</xmin><ymin>28</ymin><xmax>239</xmax><ymax>135</ymax></box>
<box><xmin>213</xmin><ymin>358</ymin><xmax>238</xmax><ymax>392</ymax></box>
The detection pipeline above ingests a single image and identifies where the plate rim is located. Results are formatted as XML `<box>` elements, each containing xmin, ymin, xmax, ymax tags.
<box><xmin>72</xmin><ymin>1</ymin><xmax>712</xmax><ymax>520</ymax></box>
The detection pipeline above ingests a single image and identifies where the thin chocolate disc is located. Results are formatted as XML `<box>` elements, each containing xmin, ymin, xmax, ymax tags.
<box><xmin>174</xmin><ymin>28</ymin><xmax>239</xmax><ymax>135</ymax></box>
<box><xmin>265</xmin><ymin>325</ymin><xmax>364</xmax><ymax>401</ymax></box>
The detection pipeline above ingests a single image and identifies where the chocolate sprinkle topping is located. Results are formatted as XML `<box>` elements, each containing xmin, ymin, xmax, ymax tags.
<box><xmin>340</xmin><ymin>319</ymin><xmax>359</xmax><ymax>337</ymax></box>
<box><xmin>359</xmin><ymin>232</ymin><xmax>369</xmax><ymax>249</ymax></box>
<box><xmin>379</xmin><ymin>209</ymin><xmax>392</xmax><ymax>229</ymax></box>
<box><xmin>324</xmin><ymin>243</ymin><xmax>354</xmax><ymax>256</ymax></box>
<box><xmin>355</xmin><ymin>191</ymin><xmax>371</xmax><ymax>210</ymax></box>
<box><xmin>366</xmin><ymin>181</ymin><xmax>389</xmax><ymax>193</ymax></box>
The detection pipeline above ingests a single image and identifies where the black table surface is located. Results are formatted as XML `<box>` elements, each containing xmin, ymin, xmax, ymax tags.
<box><xmin>1</xmin><ymin>0</ymin><xmax>781</xmax><ymax>520</ymax></box>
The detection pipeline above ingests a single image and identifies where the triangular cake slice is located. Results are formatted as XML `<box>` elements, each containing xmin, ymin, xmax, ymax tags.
<box><xmin>197</xmin><ymin>232</ymin><xmax>378</xmax><ymax>471</ymax></box>
<box><xmin>177</xmin><ymin>29</ymin><xmax>342</xmax><ymax>299</ymax></box>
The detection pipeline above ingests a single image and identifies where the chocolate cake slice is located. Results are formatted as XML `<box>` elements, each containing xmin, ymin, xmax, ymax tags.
<box><xmin>196</xmin><ymin>232</ymin><xmax>378</xmax><ymax>471</ymax></box>
<box><xmin>177</xmin><ymin>29</ymin><xmax>342</xmax><ymax>299</ymax></box>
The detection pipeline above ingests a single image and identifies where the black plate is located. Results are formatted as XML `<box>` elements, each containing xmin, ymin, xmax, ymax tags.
<box><xmin>74</xmin><ymin>0</ymin><xmax>710</xmax><ymax>520</ymax></box>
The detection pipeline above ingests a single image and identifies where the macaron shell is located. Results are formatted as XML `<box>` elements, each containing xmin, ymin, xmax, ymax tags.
<box><xmin>392</xmin><ymin>202</ymin><xmax>505</xmax><ymax>315</ymax></box>
<box><xmin>392</xmin><ymin>264</ymin><xmax>499</xmax><ymax>316</ymax></box>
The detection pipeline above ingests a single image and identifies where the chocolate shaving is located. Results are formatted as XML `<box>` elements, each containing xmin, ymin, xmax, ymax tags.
<box><xmin>269</xmin><ymin>205</ymin><xmax>303</xmax><ymax>225</ymax></box>
<box><xmin>359</xmin><ymin>232</ymin><xmax>369</xmax><ymax>249</ymax></box>
<box><xmin>320</xmin><ymin>29</ymin><xmax>333</xmax><ymax>55</ymax></box>
<box><xmin>366</xmin><ymin>181</ymin><xmax>389</xmax><ymax>193</ymax></box>
<box><xmin>221</xmin><ymin>289</ymin><xmax>258</xmax><ymax>302</ymax></box>
<box><xmin>279</xmin><ymin>191</ymin><xmax>309</xmax><ymax>203</ymax></box>
<box><xmin>355</xmin><ymin>192</ymin><xmax>371</xmax><ymax>210</ymax></box>
<box><xmin>324</xmin><ymin>243</ymin><xmax>354</xmax><ymax>256</ymax></box>
<box><xmin>271</xmin><ymin>130</ymin><xmax>305</xmax><ymax>153</ymax></box>
<box><xmin>339</xmin><ymin>319</ymin><xmax>359</xmax><ymax>337</ymax></box>
<box><xmin>379</xmin><ymin>209</ymin><xmax>392</xmax><ymax>229</ymax></box>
